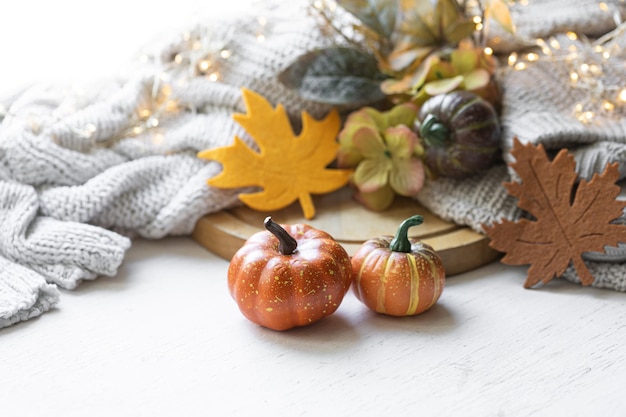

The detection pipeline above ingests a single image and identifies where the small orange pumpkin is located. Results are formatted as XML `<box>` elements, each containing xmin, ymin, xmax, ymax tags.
<box><xmin>352</xmin><ymin>215</ymin><xmax>445</xmax><ymax>316</ymax></box>
<box><xmin>228</xmin><ymin>217</ymin><xmax>353</xmax><ymax>331</ymax></box>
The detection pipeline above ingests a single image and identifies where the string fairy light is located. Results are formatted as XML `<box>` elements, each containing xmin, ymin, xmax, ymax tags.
<box><xmin>164</xmin><ymin>25</ymin><xmax>237</xmax><ymax>80</ymax></box>
<box><xmin>506</xmin><ymin>0</ymin><xmax>626</xmax><ymax>125</ymax></box>
<box><xmin>1</xmin><ymin>9</ymin><xmax>281</xmax><ymax>149</ymax></box>
<box><xmin>110</xmin><ymin>14</ymin><xmax>272</xmax><ymax>143</ymax></box>
<box><xmin>256</xmin><ymin>16</ymin><xmax>269</xmax><ymax>42</ymax></box>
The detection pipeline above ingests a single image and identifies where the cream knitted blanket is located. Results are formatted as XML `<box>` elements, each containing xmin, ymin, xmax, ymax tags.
<box><xmin>1</xmin><ymin>0</ymin><xmax>625</xmax><ymax>329</ymax></box>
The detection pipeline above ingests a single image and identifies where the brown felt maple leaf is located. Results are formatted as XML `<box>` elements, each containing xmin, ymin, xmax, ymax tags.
<box><xmin>198</xmin><ymin>88</ymin><xmax>351</xmax><ymax>219</ymax></box>
<box><xmin>484</xmin><ymin>138</ymin><xmax>626</xmax><ymax>288</ymax></box>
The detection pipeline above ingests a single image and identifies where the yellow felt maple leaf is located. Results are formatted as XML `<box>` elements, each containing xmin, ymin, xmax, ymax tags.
<box><xmin>198</xmin><ymin>88</ymin><xmax>351</xmax><ymax>219</ymax></box>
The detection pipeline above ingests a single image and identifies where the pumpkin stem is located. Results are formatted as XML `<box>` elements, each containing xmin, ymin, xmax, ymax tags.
<box><xmin>264</xmin><ymin>216</ymin><xmax>298</xmax><ymax>255</ymax></box>
<box><xmin>418</xmin><ymin>114</ymin><xmax>449</xmax><ymax>147</ymax></box>
<box><xmin>389</xmin><ymin>215</ymin><xmax>424</xmax><ymax>253</ymax></box>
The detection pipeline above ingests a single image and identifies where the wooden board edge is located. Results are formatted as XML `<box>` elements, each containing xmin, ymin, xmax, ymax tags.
<box><xmin>191</xmin><ymin>211</ymin><xmax>259</xmax><ymax>261</ymax></box>
<box><xmin>422</xmin><ymin>229</ymin><xmax>501</xmax><ymax>277</ymax></box>
<box><xmin>192</xmin><ymin>212</ymin><xmax>501</xmax><ymax>277</ymax></box>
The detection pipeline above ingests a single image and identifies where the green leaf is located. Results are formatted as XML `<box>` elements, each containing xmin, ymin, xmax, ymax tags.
<box><xmin>380</xmin><ymin>53</ymin><xmax>437</xmax><ymax>95</ymax></box>
<box><xmin>386</xmin><ymin>45</ymin><xmax>433</xmax><ymax>72</ymax></box>
<box><xmin>354</xmin><ymin>158</ymin><xmax>392</xmax><ymax>192</ymax></box>
<box><xmin>450</xmin><ymin>48</ymin><xmax>479</xmax><ymax>74</ymax></box>
<box><xmin>337</xmin><ymin>145</ymin><xmax>363</xmax><ymax>167</ymax></box>
<box><xmin>389</xmin><ymin>157</ymin><xmax>424</xmax><ymax>196</ymax></box>
<box><xmin>398</xmin><ymin>0</ymin><xmax>474</xmax><ymax>45</ymax></box>
<box><xmin>423</xmin><ymin>75</ymin><xmax>463</xmax><ymax>95</ymax></box>
<box><xmin>336</xmin><ymin>0</ymin><xmax>399</xmax><ymax>39</ymax></box>
<box><xmin>486</xmin><ymin>0</ymin><xmax>515</xmax><ymax>34</ymax></box>
<box><xmin>355</xmin><ymin>184</ymin><xmax>395</xmax><ymax>211</ymax></box>
<box><xmin>462</xmin><ymin>69</ymin><xmax>490</xmax><ymax>90</ymax></box>
<box><xmin>444</xmin><ymin>20</ymin><xmax>477</xmax><ymax>44</ymax></box>
<box><xmin>384</xmin><ymin>126</ymin><xmax>416</xmax><ymax>159</ymax></box>
<box><xmin>353</xmin><ymin>126</ymin><xmax>386</xmax><ymax>159</ymax></box>
<box><xmin>438</xmin><ymin>0</ymin><xmax>475</xmax><ymax>43</ymax></box>
<box><xmin>398</xmin><ymin>0</ymin><xmax>440</xmax><ymax>45</ymax></box>
<box><xmin>381</xmin><ymin>102</ymin><xmax>418</xmax><ymax>128</ymax></box>
<box><xmin>278</xmin><ymin>47</ymin><xmax>387</xmax><ymax>106</ymax></box>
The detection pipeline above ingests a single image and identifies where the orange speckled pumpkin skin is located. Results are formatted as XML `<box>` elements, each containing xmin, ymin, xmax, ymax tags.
<box><xmin>228</xmin><ymin>223</ymin><xmax>353</xmax><ymax>331</ymax></box>
<box><xmin>352</xmin><ymin>236</ymin><xmax>445</xmax><ymax>316</ymax></box>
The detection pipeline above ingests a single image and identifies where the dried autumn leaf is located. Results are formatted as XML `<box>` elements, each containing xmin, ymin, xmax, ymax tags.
<box><xmin>336</xmin><ymin>0</ymin><xmax>398</xmax><ymax>39</ymax></box>
<box><xmin>398</xmin><ymin>0</ymin><xmax>476</xmax><ymax>46</ymax></box>
<box><xmin>484</xmin><ymin>139</ymin><xmax>626</xmax><ymax>288</ymax></box>
<box><xmin>198</xmin><ymin>88</ymin><xmax>351</xmax><ymax>220</ymax></box>
<box><xmin>485</xmin><ymin>0</ymin><xmax>515</xmax><ymax>34</ymax></box>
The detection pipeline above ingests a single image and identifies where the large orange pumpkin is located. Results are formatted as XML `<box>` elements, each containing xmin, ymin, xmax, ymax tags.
<box><xmin>351</xmin><ymin>215</ymin><xmax>445</xmax><ymax>316</ymax></box>
<box><xmin>228</xmin><ymin>217</ymin><xmax>353</xmax><ymax>331</ymax></box>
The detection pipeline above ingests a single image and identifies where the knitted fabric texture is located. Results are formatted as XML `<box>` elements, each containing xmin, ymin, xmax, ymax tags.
<box><xmin>1</xmin><ymin>1</ymin><xmax>625</xmax><ymax>329</ymax></box>
<box><xmin>416</xmin><ymin>0</ymin><xmax>626</xmax><ymax>287</ymax></box>
<box><xmin>0</xmin><ymin>255</ymin><xmax>59</xmax><ymax>329</ymax></box>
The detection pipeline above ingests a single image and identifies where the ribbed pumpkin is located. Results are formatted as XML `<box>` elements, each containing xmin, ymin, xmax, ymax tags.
<box><xmin>351</xmin><ymin>215</ymin><xmax>445</xmax><ymax>316</ymax></box>
<box><xmin>228</xmin><ymin>217</ymin><xmax>353</xmax><ymax>331</ymax></box>
<box><xmin>415</xmin><ymin>91</ymin><xmax>501</xmax><ymax>178</ymax></box>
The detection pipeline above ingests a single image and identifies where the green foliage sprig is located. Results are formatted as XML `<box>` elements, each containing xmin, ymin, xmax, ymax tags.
<box><xmin>279</xmin><ymin>0</ymin><xmax>514</xmax><ymax>108</ymax></box>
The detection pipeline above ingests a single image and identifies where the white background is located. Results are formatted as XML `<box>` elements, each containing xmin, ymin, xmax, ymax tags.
<box><xmin>0</xmin><ymin>0</ymin><xmax>252</xmax><ymax>90</ymax></box>
<box><xmin>2</xmin><ymin>1</ymin><xmax>626</xmax><ymax>416</ymax></box>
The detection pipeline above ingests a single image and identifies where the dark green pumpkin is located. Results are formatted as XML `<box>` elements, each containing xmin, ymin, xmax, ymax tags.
<box><xmin>415</xmin><ymin>91</ymin><xmax>501</xmax><ymax>179</ymax></box>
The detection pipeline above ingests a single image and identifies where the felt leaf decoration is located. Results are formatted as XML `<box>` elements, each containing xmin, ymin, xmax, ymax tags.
<box><xmin>484</xmin><ymin>139</ymin><xmax>626</xmax><ymax>289</ymax></box>
<box><xmin>198</xmin><ymin>88</ymin><xmax>351</xmax><ymax>220</ymax></box>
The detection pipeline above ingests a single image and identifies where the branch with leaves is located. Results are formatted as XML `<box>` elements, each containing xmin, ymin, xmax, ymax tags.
<box><xmin>276</xmin><ymin>0</ymin><xmax>515</xmax><ymax>211</ymax></box>
<box><xmin>280</xmin><ymin>0</ymin><xmax>514</xmax><ymax>108</ymax></box>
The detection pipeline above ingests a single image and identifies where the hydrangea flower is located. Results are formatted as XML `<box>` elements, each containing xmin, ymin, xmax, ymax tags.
<box><xmin>337</xmin><ymin>103</ymin><xmax>425</xmax><ymax>211</ymax></box>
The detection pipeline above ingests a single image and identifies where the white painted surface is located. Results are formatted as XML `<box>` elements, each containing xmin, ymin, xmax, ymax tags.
<box><xmin>2</xmin><ymin>2</ymin><xmax>626</xmax><ymax>416</ymax></box>
<box><xmin>1</xmin><ymin>237</ymin><xmax>626</xmax><ymax>417</ymax></box>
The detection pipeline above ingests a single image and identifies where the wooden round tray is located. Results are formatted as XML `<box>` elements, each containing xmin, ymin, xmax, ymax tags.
<box><xmin>192</xmin><ymin>187</ymin><xmax>499</xmax><ymax>276</ymax></box>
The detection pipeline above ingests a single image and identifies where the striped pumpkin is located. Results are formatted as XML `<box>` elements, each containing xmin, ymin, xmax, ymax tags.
<box><xmin>415</xmin><ymin>91</ymin><xmax>501</xmax><ymax>179</ymax></box>
<box><xmin>351</xmin><ymin>215</ymin><xmax>445</xmax><ymax>316</ymax></box>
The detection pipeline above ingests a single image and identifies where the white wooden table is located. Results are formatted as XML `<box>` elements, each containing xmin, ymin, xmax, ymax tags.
<box><xmin>2</xmin><ymin>237</ymin><xmax>626</xmax><ymax>416</ymax></box>
<box><xmin>2</xmin><ymin>1</ymin><xmax>626</xmax><ymax>415</ymax></box>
